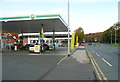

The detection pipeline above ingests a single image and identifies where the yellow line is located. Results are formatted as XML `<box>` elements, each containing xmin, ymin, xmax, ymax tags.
<box><xmin>93</xmin><ymin>59</ymin><xmax>108</xmax><ymax>82</ymax></box>
<box><xmin>91</xmin><ymin>58</ymin><xmax>102</xmax><ymax>81</ymax></box>
<box><xmin>87</xmin><ymin>50</ymin><xmax>108</xmax><ymax>82</ymax></box>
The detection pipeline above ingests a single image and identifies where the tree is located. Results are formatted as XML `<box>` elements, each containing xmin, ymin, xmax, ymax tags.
<box><xmin>85</xmin><ymin>32</ymin><xmax>103</xmax><ymax>43</ymax></box>
<box><xmin>101</xmin><ymin>22</ymin><xmax>120</xmax><ymax>43</ymax></box>
<box><xmin>74</xmin><ymin>27</ymin><xmax>85</xmax><ymax>43</ymax></box>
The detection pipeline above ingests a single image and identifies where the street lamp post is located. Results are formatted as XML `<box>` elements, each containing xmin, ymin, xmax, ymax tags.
<box><xmin>113</xmin><ymin>23</ymin><xmax>119</xmax><ymax>45</ymax></box>
<box><xmin>111</xmin><ymin>30</ymin><xmax>112</xmax><ymax>44</ymax></box>
<box><xmin>68</xmin><ymin>0</ymin><xmax>70</xmax><ymax>56</ymax></box>
<box><xmin>115</xmin><ymin>28</ymin><xmax>116</xmax><ymax>44</ymax></box>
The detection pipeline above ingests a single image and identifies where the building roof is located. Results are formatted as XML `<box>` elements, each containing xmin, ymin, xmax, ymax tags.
<box><xmin>1</xmin><ymin>14</ymin><xmax>69</xmax><ymax>33</ymax></box>
<box><xmin>18</xmin><ymin>32</ymin><xmax>71</xmax><ymax>38</ymax></box>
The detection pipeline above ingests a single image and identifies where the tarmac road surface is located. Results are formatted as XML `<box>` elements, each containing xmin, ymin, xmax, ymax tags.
<box><xmin>86</xmin><ymin>43</ymin><xmax>118</xmax><ymax>80</ymax></box>
<box><xmin>2</xmin><ymin>47</ymin><xmax>96</xmax><ymax>81</ymax></box>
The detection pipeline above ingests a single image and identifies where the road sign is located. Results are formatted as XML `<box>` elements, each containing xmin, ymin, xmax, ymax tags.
<box><xmin>94</xmin><ymin>38</ymin><xmax>97</xmax><ymax>42</ymax></box>
<box><xmin>30</xmin><ymin>14</ymin><xmax>36</xmax><ymax>19</ymax></box>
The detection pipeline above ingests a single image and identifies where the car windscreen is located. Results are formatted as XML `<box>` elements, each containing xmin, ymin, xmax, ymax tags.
<box><xmin>30</xmin><ymin>44</ymin><xmax>34</xmax><ymax>47</ymax></box>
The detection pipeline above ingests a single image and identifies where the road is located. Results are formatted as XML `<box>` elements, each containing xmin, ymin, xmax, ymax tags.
<box><xmin>2</xmin><ymin>47</ymin><xmax>67</xmax><ymax>80</ymax></box>
<box><xmin>2</xmin><ymin>46</ymin><xmax>96</xmax><ymax>81</ymax></box>
<box><xmin>86</xmin><ymin>43</ymin><xmax>118</xmax><ymax>80</ymax></box>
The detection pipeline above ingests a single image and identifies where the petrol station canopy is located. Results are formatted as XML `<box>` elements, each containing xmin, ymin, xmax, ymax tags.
<box><xmin>0</xmin><ymin>14</ymin><xmax>68</xmax><ymax>33</ymax></box>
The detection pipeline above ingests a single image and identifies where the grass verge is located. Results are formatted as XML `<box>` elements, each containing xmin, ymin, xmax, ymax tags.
<box><xmin>103</xmin><ymin>43</ymin><xmax>120</xmax><ymax>46</ymax></box>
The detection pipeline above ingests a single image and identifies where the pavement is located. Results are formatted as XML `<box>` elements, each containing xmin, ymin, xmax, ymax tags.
<box><xmin>2</xmin><ymin>46</ymin><xmax>96</xmax><ymax>81</ymax></box>
<box><xmin>42</xmin><ymin>46</ymin><xmax>96</xmax><ymax>80</ymax></box>
<box><xmin>72</xmin><ymin>47</ymin><xmax>90</xmax><ymax>64</ymax></box>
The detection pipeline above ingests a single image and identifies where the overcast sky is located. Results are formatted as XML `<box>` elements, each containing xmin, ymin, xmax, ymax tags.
<box><xmin>0</xmin><ymin>0</ymin><xmax>119</xmax><ymax>34</ymax></box>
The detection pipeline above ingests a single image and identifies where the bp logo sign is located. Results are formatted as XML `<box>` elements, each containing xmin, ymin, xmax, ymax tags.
<box><xmin>30</xmin><ymin>14</ymin><xmax>36</xmax><ymax>19</ymax></box>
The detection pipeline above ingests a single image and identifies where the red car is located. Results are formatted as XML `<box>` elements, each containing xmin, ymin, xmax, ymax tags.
<box><xmin>88</xmin><ymin>43</ymin><xmax>92</xmax><ymax>45</ymax></box>
<box><xmin>80</xmin><ymin>43</ymin><xmax>86</xmax><ymax>46</ymax></box>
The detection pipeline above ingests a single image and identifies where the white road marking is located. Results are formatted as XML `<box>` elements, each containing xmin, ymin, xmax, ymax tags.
<box><xmin>57</xmin><ymin>55</ymin><xmax>67</xmax><ymax>65</ymax></box>
<box><xmin>102</xmin><ymin>58</ymin><xmax>112</xmax><ymax>67</ymax></box>
<box><xmin>96</xmin><ymin>53</ymin><xmax>100</xmax><ymax>57</ymax></box>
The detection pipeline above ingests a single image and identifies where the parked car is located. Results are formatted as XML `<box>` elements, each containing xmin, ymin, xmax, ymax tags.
<box><xmin>29</xmin><ymin>43</ymin><xmax>55</xmax><ymax>52</ymax></box>
<box><xmin>47</xmin><ymin>43</ymin><xmax>55</xmax><ymax>50</ymax></box>
<box><xmin>88</xmin><ymin>43</ymin><xmax>92</xmax><ymax>45</ymax></box>
<box><xmin>25</xmin><ymin>44</ymin><xmax>30</xmax><ymax>50</ymax></box>
<box><xmin>11</xmin><ymin>44</ymin><xmax>15</xmax><ymax>50</ymax></box>
<box><xmin>80</xmin><ymin>43</ymin><xmax>86</xmax><ymax>46</ymax></box>
<box><xmin>43</xmin><ymin>44</ymin><xmax>49</xmax><ymax>50</ymax></box>
<box><xmin>29</xmin><ymin>44</ymin><xmax>34</xmax><ymax>52</ymax></box>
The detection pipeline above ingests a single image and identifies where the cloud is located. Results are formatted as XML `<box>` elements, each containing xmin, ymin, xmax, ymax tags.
<box><xmin>70</xmin><ymin>18</ymin><xmax>117</xmax><ymax>34</ymax></box>
<box><xmin>0</xmin><ymin>8</ymin><xmax>67</xmax><ymax>17</ymax></box>
<box><xmin>0</xmin><ymin>0</ymin><xmax>118</xmax><ymax>34</ymax></box>
<box><xmin>0</xmin><ymin>0</ymin><xmax>119</xmax><ymax>3</ymax></box>
<box><xmin>0</xmin><ymin>0</ymin><xmax>66</xmax><ymax>3</ymax></box>
<box><xmin>71</xmin><ymin>0</ymin><xmax>119</xmax><ymax>3</ymax></box>
<box><xmin>1</xmin><ymin>9</ymin><xmax>116</xmax><ymax>34</ymax></box>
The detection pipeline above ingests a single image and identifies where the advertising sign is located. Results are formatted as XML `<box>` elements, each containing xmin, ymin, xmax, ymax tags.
<box><xmin>34</xmin><ymin>45</ymin><xmax>40</xmax><ymax>53</ymax></box>
<box><xmin>76</xmin><ymin>36</ymin><xmax>79</xmax><ymax>48</ymax></box>
<box><xmin>70</xmin><ymin>33</ymin><xmax>75</xmax><ymax>49</ymax></box>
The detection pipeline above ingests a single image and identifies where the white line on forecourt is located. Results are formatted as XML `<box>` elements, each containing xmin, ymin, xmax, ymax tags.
<box><xmin>96</xmin><ymin>53</ymin><xmax>100</xmax><ymax>57</ymax></box>
<box><xmin>57</xmin><ymin>55</ymin><xmax>67</xmax><ymax>65</ymax></box>
<box><xmin>102</xmin><ymin>58</ymin><xmax>112</xmax><ymax>67</ymax></box>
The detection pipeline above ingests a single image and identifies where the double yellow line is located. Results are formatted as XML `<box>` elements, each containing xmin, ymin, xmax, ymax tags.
<box><xmin>87</xmin><ymin>50</ymin><xmax>108</xmax><ymax>82</ymax></box>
